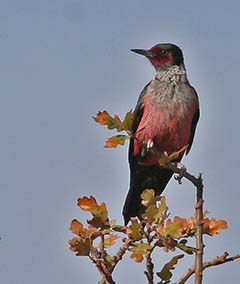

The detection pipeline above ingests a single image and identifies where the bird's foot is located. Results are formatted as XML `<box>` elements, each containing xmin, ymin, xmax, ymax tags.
<box><xmin>141</xmin><ymin>139</ymin><xmax>154</xmax><ymax>158</ymax></box>
<box><xmin>174</xmin><ymin>162</ymin><xmax>187</xmax><ymax>184</ymax></box>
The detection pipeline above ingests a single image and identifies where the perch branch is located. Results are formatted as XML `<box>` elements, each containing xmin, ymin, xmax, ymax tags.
<box><xmin>176</xmin><ymin>252</ymin><xmax>240</xmax><ymax>284</ymax></box>
<box><xmin>111</xmin><ymin>238</ymin><xmax>132</xmax><ymax>272</ymax></box>
<box><xmin>194</xmin><ymin>173</ymin><xmax>204</xmax><ymax>284</ymax></box>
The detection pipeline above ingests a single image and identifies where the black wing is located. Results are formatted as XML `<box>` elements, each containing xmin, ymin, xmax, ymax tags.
<box><xmin>186</xmin><ymin>107</ymin><xmax>200</xmax><ymax>155</ymax></box>
<box><xmin>128</xmin><ymin>83</ymin><xmax>149</xmax><ymax>166</ymax></box>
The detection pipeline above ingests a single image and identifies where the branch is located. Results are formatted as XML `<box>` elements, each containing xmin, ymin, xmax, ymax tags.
<box><xmin>176</xmin><ymin>252</ymin><xmax>240</xmax><ymax>284</ymax></box>
<box><xmin>140</xmin><ymin>140</ymin><xmax>202</xmax><ymax>187</ymax></box>
<box><xmin>144</xmin><ymin>253</ymin><xmax>154</xmax><ymax>284</ymax></box>
<box><xmin>203</xmin><ymin>251</ymin><xmax>240</xmax><ymax>268</ymax></box>
<box><xmin>194</xmin><ymin>174</ymin><xmax>204</xmax><ymax>284</ymax></box>
<box><xmin>111</xmin><ymin>238</ymin><xmax>132</xmax><ymax>272</ymax></box>
<box><xmin>142</xmin><ymin>140</ymin><xmax>206</xmax><ymax>283</ymax></box>
<box><xmin>89</xmin><ymin>247</ymin><xmax>115</xmax><ymax>284</ymax></box>
<box><xmin>90</xmin><ymin>238</ymin><xmax>133</xmax><ymax>284</ymax></box>
<box><xmin>144</xmin><ymin>224</ymin><xmax>155</xmax><ymax>284</ymax></box>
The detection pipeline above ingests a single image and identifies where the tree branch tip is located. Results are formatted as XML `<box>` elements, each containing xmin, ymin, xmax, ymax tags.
<box><xmin>223</xmin><ymin>251</ymin><xmax>229</xmax><ymax>258</ymax></box>
<box><xmin>194</xmin><ymin>199</ymin><xmax>204</xmax><ymax>209</ymax></box>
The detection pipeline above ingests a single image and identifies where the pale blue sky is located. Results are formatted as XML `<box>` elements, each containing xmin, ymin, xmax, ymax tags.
<box><xmin>0</xmin><ymin>1</ymin><xmax>239</xmax><ymax>283</ymax></box>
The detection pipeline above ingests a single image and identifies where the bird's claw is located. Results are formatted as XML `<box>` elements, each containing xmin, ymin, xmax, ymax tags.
<box><xmin>141</xmin><ymin>139</ymin><xmax>154</xmax><ymax>158</ymax></box>
<box><xmin>146</xmin><ymin>139</ymin><xmax>154</xmax><ymax>150</ymax></box>
<box><xmin>174</xmin><ymin>163</ymin><xmax>187</xmax><ymax>184</ymax></box>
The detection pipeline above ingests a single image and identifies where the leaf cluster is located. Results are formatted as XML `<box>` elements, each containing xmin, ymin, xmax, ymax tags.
<box><xmin>93</xmin><ymin>111</ymin><xmax>134</xmax><ymax>148</ymax></box>
<box><xmin>69</xmin><ymin>190</ymin><xmax>227</xmax><ymax>283</ymax></box>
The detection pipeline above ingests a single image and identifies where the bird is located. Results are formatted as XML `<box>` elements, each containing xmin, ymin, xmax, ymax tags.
<box><xmin>122</xmin><ymin>43</ymin><xmax>199</xmax><ymax>225</ymax></box>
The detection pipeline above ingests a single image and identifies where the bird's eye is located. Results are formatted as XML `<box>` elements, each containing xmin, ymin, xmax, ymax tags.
<box><xmin>160</xmin><ymin>50</ymin><xmax>167</xmax><ymax>55</ymax></box>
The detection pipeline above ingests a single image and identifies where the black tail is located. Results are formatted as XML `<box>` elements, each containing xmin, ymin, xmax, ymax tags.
<box><xmin>122</xmin><ymin>165</ymin><xmax>173</xmax><ymax>225</ymax></box>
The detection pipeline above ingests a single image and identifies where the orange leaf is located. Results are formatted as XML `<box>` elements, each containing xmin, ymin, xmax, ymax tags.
<box><xmin>69</xmin><ymin>219</ymin><xmax>84</xmax><ymax>235</ymax></box>
<box><xmin>78</xmin><ymin>196</ymin><xmax>98</xmax><ymax>211</ymax></box>
<box><xmin>69</xmin><ymin>219</ymin><xmax>101</xmax><ymax>239</ymax></box>
<box><xmin>68</xmin><ymin>237</ymin><xmax>91</xmax><ymax>256</ymax></box>
<box><xmin>77</xmin><ymin>196</ymin><xmax>108</xmax><ymax>223</ymax></box>
<box><xmin>173</xmin><ymin>216</ymin><xmax>188</xmax><ymax>228</ymax></box>
<box><xmin>93</xmin><ymin>111</ymin><xmax>112</xmax><ymax>126</ymax></box>
<box><xmin>130</xmin><ymin>252</ymin><xmax>144</xmax><ymax>263</ymax></box>
<box><xmin>93</xmin><ymin>111</ymin><xmax>121</xmax><ymax>130</ymax></box>
<box><xmin>104</xmin><ymin>135</ymin><xmax>130</xmax><ymax>148</ymax></box>
<box><xmin>104</xmin><ymin>234</ymin><xmax>119</xmax><ymax>248</ymax></box>
<box><xmin>204</xmin><ymin>218</ymin><xmax>228</xmax><ymax>236</ymax></box>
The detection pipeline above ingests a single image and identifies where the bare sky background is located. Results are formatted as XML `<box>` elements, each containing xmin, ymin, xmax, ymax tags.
<box><xmin>0</xmin><ymin>1</ymin><xmax>239</xmax><ymax>283</ymax></box>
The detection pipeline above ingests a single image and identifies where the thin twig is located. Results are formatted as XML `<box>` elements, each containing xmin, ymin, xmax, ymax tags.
<box><xmin>90</xmin><ymin>238</ymin><xmax>132</xmax><ymax>283</ymax></box>
<box><xmin>111</xmin><ymin>238</ymin><xmax>132</xmax><ymax>272</ymax></box>
<box><xmin>90</xmin><ymin>247</ymin><xmax>115</xmax><ymax>284</ymax></box>
<box><xmin>144</xmin><ymin>253</ymin><xmax>154</xmax><ymax>284</ymax></box>
<box><xmin>100</xmin><ymin>234</ymin><xmax>105</xmax><ymax>257</ymax></box>
<box><xmin>143</xmin><ymin>225</ymin><xmax>155</xmax><ymax>284</ymax></box>
<box><xmin>176</xmin><ymin>252</ymin><xmax>240</xmax><ymax>284</ymax></box>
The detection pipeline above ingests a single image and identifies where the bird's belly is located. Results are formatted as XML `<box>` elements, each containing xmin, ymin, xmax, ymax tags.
<box><xmin>134</xmin><ymin>104</ymin><xmax>194</xmax><ymax>166</ymax></box>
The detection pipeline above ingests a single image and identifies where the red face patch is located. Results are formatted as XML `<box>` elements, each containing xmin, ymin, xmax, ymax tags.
<box><xmin>149</xmin><ymin>46</ymin><xmax>173</xmax><ymax>68</ymax></box>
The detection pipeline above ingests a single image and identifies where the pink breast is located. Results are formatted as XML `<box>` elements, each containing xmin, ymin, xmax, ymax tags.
<box><xmin>133</xmin><ymin>97</ymin><xmax>195</xmax><ymax>166</ymax></box>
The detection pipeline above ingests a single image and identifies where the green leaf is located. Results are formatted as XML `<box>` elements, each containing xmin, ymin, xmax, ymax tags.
<box><xmin>156</xmin><ymin>254</ymin><xmax>184</xmax><ymax>281</ymax></box>
<box><xmin>91</xmin><ymin>202</ymin><xmax>108</xmax><ymax>222</ymax></box>
<box><xmin>159</xmin><ymin>196</ymin><xmax>168</xmax><ymax>213</ymax></box>
<box><xmin>105</xmin><ymin>254</ymin><xmax>115</xmax><ymax>270</ymax></box>
<box><xmin>177</xmin><ymin>242</ymin><xmax>195</xmax><ymax>254</ymax></box>
<box><xmin>141</xmin><ymin>189</ymin><xmax>157</xmax><ymax>207</ymax></box>
<box><xmin>111</xmin><ymin>225</ymin><xmax>127</xmax><ymax>233</ymax></box>
<box><xmin>120</xmin><ymin>111</ymin><xmax>134</xmax><ymax>131</ymax></box>
<box><xmin>128</xmin><ymin>219</ymin><xmax>142</xmax><ymax>240</ymax></box>
<box><xmin>165</xmin><ymin>222</ymin><xmax>182</xmax><ymax>238</ymax></box>
<box><xmin>129</xmin><ymin>243</ymin><xmax>152</xmax><ymax>263</ymax></box>
<box><xmin>145</xmin><ymin>204</ymin><xmax>159</xmax><ymax>222</ymax></box>
<box><xmin>144</xmin><ymin>196</ymin><xmax>168</xmax><ymax>224</ymax></box>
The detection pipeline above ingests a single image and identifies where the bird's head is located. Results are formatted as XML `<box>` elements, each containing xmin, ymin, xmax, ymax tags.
<box><xmin>131</xmin><ymin>43</ymin><xmax>184</xmax><ymax>70</ymax></box>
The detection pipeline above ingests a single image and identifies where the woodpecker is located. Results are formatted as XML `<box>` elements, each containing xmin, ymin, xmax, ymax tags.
<box><xmin>123</xmin><ymin>43</ymin><xmax>199</xmax><ymax>225</ymax></box>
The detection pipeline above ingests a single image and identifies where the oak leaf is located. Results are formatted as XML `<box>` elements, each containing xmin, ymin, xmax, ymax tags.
<box><xmin>69</xmin><ymin>219</ymin><xmax>100</xmax><ymax>239</ymax></box>
<box><xmin>121</xmin><ymin>111</ymin><xmax>134</xmax><ymax>131</ymax></box>
<box><xmin>158</xmin><ymin>145</ymin><xmax>188</xmax><ymax>166</ymax></box>
<box><xmin>127</xmin><ymin>219</ymin><xmax>142</xmax><ymax>240</ymax></box>
<box><xmin>203</xmin><ymin>218</ymin><xmax>228</xmax><ymax>236</ymax></box>
<box><xmin>157</xmin><ymin>254</ymin><xmax>184</xmax><ymax>281</ymax></box>
<box><xmin>69</xmin><ymin>219</ymin><xmax>84</xmax><ymax>235</ymax></box>
<box><xmin>93</xmin><ymin>110</ymin><xmax>134</xmax><ymax>132</ymax></box>
<box><xmin>68</xmin><ymin>237</ymin><xmax>91</xmax><ymax>256</ymax></box>
<box><xmin>144</xmin><ymin>196</ymin><xmax>168</xmax><ymax>224</ymax></box>
<box><xmin>104</xmin><ymin>234</ymin><xmax>119</xmax><ymax>248</ymax></box>
<box><xmin>93</xmin><ymin>111</ymin><xmax>121</xmax><ymax>130</ymax></box>
<box><xmin>129</xmin><ymin>243</ymin><xmax>152</xmax><ymax>263</ymax></box>
<box><xmin>78</xmin><ymin>196</ymin><xmax>108</xmax><ymax>223</ymax></box>
<box><xmin>104</xmin><ymin>135</ymin><xmax>130</xmax><ymax>148</ymax></box>
<box><xmin>141</xmin><ymin>189</ymin><xmax>157</xmax><ymax>207</ymax></box>
<box><xmin>78</xmin><ymin>196</ymin><xmax>98</xmax><ymax>211</ymax></box>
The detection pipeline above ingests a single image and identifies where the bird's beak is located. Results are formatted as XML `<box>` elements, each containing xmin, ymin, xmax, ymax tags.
<box><xmin>131</xmin><ymin>49</ymin><xmax>154</xmax><ymax>58</ymax></box>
